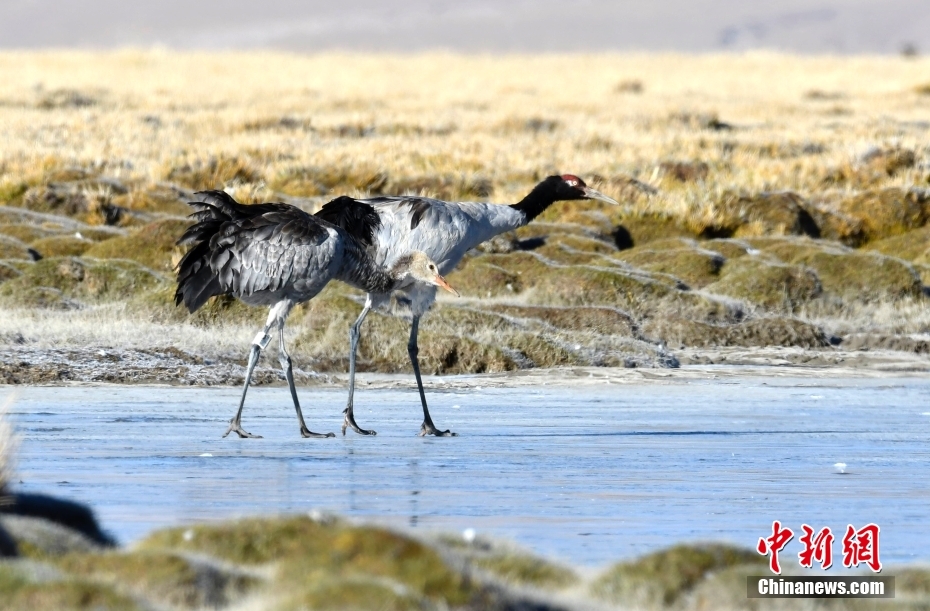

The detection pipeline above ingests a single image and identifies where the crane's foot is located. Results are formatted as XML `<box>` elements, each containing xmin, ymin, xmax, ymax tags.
<box><xmin>342</xmin><ymin>408</ymin><xmax>377</xmax><ymax>436</ymax></box>
<box><xmin>300</xmin><ymin>426</ymin><xmax>335</xmax><ymax>439</ymax></box>
<box><xmin>223</xmin><ymin>419</ymin><xmax>262</xmax><ymax>439</ymax></box>
<box><xmin>419</xmin><ymin>421</ymin><xmax>457</xmax><ymax>437</ymax></box>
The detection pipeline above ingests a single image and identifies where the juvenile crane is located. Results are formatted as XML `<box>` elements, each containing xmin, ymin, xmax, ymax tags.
<box><xmin>175</xmin><ymin>190</ymin><xmax>457</xmax><ymax>439</ymax></box>
<box><xmin>316</xmin><ymin>174</ymin><xmax>619</xmax><ymax>437</ymax></box>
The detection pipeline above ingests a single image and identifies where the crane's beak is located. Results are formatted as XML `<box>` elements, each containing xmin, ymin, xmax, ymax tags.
<box><xmin>434</xmin><ymin>274</ymin><xmax>460</xmax><ymax>297</ymax></box>
<box><xmin>583</xmin><ymin>186</ymin><xmax>620</xmax><ymax>206</ymax></box>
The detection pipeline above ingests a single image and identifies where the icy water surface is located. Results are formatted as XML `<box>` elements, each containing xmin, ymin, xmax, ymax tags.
<box><xmin>5</xmin><ymin>374</ymin><xmax>930</xmax><ymax>566</ymax></box>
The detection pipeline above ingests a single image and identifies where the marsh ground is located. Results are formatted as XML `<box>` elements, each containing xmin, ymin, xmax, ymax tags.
<box><xmin>1</xmin><ymin>52</ymin><xmax>929</xmax><ymax>381</ymax></box>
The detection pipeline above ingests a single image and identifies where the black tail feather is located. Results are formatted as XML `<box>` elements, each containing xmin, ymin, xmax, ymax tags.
<box><xmin>174</xmin><ymin>191</ymin><xmax>249</xmax><ymax>313</ymax></box>
<box><xmin>315</xmin><ymin>196</ymin><xmax>381</xmax><ymax>248</ymax></box>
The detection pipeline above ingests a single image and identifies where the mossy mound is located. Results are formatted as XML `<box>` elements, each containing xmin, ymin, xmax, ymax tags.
<box><xmin>717</xmin><ymin>190</ymin><xmax>820</xmax><ymax>237</ymax></box>
<box><xmin>532</xmin><ymin>243</ymin><xmax>607</xmax><ymax>265</ymax></box>
<box><xmin>0</xmin><ymin>565</ymin><xmax>143</xmax><ymax>611</ymax></box>
<box><xmin>865</xmin><ymin>225</ymin><xmax>930</xmax><ymax>263</ymax></box>
<box><xmin>611</xmin><ymin>214</ymin><xmax>697</xmax><ymax>247</ymax></box>
<box><xmin>701</xmin><ymin>238</ymin><xmax>752</xmax><ymax>260</ymax></box>
<box><xmin>705</xmin><ymin>257</ymin><xmax>822</xmax><ymax>310</ymax></box>
<box><xmin>0</xmin><ymin>223</ymin><xmax>58</xmax><ymax>243</ymax></box>
<box><xmin>16</xmin><ymin>184</ymin><xmax>129</xmax><ymax>226</ymax></box>
<box><xmin>590</xmin><ymin>543</ymin><xmax>765</xmax><ymax>609</ymax></box>
<box><xmin>742</xmin><ymin>235</ymin><xmax>844</xmax><ymax>264</ymax></box>
<box><xmin>827</xmin><ymin>187</ymin><xmax>930</xmax><ymax>241</ymax></box>
<box><xmin>0</xmin><ymin>261</ymin><xmax>23</xmax><ymax>283</ymax></box>
<box><xmin>530</xmin><ymin>265</ymin><xmax>676</xmax><ymax>308</ymax></box>
<box><xmin>459</xmin><ymin>252</ymin><xmax>677</xmax><ymax>308</ymax></box>
<box><xmin>513</xmin><ymin>222</ymin><xmax>595</xmax><ymax>241</ymax></box>
<box><xmin>614</xmin><ymin>246</ymin><xmax>725</xmax><ymax>289</ymax></box>
<box><xmin>29</xmin><ymin>235</ymin><xmax>95</xmax><ymax>257</ymax></box>
<box><xmin>0</xmin><ymin>257</ymin><xmax>166</xmax><ymax>307</ymax></box>
<box><xmin>0</xmin><ymin>235</ymin><xmax>31</xmax><ymax>259</ymax></box>
<box><xmin>645</xmin><ymin>315</ymin><xmax>829</xmax><ymax>349</ymax></box>
<box><xmin>112</xmin><ymin>185</ymin><xmax>189</xmax><ymax>216</ymax></box>
<box><xmin>794</xmin><ymin>250</ymin><xmax>923</xmax><ymax>301</ymax></box>
<box><xmin>474</xmin><ymin>552</ymin><xmax>579</xmax><ymax>590</ymax></box>
<box><xmin>295</xmin><ymin>298</ymin><xmax>520</xmax><ymax>375</ymax></box>
<box><xmin>53</xmin><ymin>550</ymin><xmax>259</xmax><ymax>610</ymax></box>
<box><xmin>806</xmin><ymin>203</ymin><xmax>868</xmax><ymax>246</ymax></box>
<box><xmin>84</xmin><ymin>218</ymin><xmax>190</xmax><ymax>273</ymax></box>
<box><xmin>141</xmin><ymin>516</ymin><xmax>477</xmax><ymax>609</ymax></box>
<box><xmin>533</xmin><ymin>233</ymin><xmax>619</xmax><ymax>265</ymax></box>
<box><xmin>485</xmin><ymin>304</ymin><xmax>636</xmax><ymax>336</ymax></box>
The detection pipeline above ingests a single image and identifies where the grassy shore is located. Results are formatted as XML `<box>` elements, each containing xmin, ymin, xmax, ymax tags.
<box><xmin>0</xmin><ymin>52</ymin><xmax>928</xmax><ymax>380</ymax></box>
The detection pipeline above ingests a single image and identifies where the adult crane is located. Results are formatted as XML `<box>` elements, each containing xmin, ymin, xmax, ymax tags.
<box><xmin>316</xmin><ymin>174</ymin><xmax>618</xmax><ymax>437</ymax></box>
<box><xmin>175</xmin><ymin>190</ymin><xmax>457</xmax><ymax>439</ymax></box>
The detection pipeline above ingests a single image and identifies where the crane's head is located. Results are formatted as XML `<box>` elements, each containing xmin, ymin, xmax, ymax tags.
<box><xmin>551</xmin><ymin>174</ymin><xmax>620</xmax><ymax>205</ymax></box>
<box><xmin>399</xmin><ymin>252</ymin><xmax>460</xmax><ymax>296</ymax></box>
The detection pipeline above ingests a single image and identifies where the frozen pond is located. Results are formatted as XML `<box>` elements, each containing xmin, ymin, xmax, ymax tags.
<box><xmin>4</xmin><ymin>372</ymin><xmax>930</xmax><ymax>567</ymax></box>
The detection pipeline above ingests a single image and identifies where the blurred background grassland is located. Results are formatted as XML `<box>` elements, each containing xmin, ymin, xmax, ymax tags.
<box><xmin>0</xmin><ymin>51</ymin><xmax>929</xmax><ymax>378</ymax></box>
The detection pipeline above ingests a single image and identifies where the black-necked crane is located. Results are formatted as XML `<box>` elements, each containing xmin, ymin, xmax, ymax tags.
<box><xmin>174</xmin><ymin>190</ymin><xmax>458</xmax><ymax>439</ymax></box>
<box><xmin>315</xmin><ymin>174</ymin><xmax>619</xmax><ymax>437</ymax></box>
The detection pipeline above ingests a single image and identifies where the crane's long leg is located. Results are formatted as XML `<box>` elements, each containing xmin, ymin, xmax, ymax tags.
<box><xmin>278</xmin><ymin>324</ymin><xmax>334</xmax><ymax>439</ymax></box>
<box><xmin>342</xmin><ymin>295</ymin><xmax>376</xmax><ymax>436</ymax></box>
<box><xmin>223</xmin><ymin>326</ymin><xmax>272</xmax><ymax>439</ymax></box>
<box><xmin>409</xmin><ymin>316</ymin><xmax>456</xmax><ymax>437</ymax></box>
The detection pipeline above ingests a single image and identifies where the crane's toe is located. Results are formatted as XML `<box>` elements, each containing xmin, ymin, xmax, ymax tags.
<box><xmin>300</xmin><ymin>426</ymin><xmax>336</xmax><ymax>439</ymax></box>
<box><xmin>223</xmin><ymin>419</ymin><xmax>263</xmax><ymax>439</ymax></box>
<box><xmin>419</xmin><ymin>422</ymin><xmax>457</xmax><ymax>437</ymax></box>
<box><xmin>342</xmin><ymin>410</ymin><xmax>377</xmax><ymax>436</ymax></box>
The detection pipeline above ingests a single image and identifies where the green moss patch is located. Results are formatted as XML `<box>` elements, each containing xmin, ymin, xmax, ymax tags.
<box><xmin>0</xmin><ymin>257</ymin><xmax>167</xmax><ymax>307</ymax></box>
<box><xmin>645</xmin><ymin>315</ymin><xmax>829</xmax><ymax>349</ymax></box>
<box><xmin>0</xmin><ymin>223</ymin><xmax>58</xmax><ymax>243</ymax></box>
<box><xmin>475</xmin><ymin>553</ymin><xmax>578</xmax><ymax>590</ymax></box>
<box><xmin>84</xmin><ymin>218</ymin><xmax>190</xmax><ymax>273</ymax></box>
<box><xmin>865</xmin><ymin>225</ymin><xmax>930</xmax><ymax>263</ymax></box>
<box><xmin>827</xmin><ymin>187</ymin><xmax>930</xmax><ymax>241</ymax></box>
<box><xmin>54</xmin><ymin>550</ymin><xmax>260</xmax><ymax>610</ymax></box>
<box><xmin>485</xmin><ymin>304</ymin><xmax>636</xmax><ymax>336</ymax></box>
<box><xmin>795</xmin><ymin>250</ymin><xmax>923</xmax><ymax>301</ymax></box>
<box><xmin>615</xmin><ymin>246</ymin><xmax>725</xmax><ymax>289</ymax></box>
<box><xmin>590</xmin><ymin>543</ymin><xmax>764</xmax><ymax>608</ymax></box>
<box><xmin>141</xmin><ymin>517</ymin><xmax>476</xmax><ymax>609</ymax></box>
<box><xmin>0</xmin><ymin>235</ymin><xmax>31</xmax><ymax>259</ymax></box>
<box><xmin>718</xmin><ymin>190</ymin><xmax>820</xmax><ymax>237</ymax></box>
<box><xmin>706</xmin><ymin>257</ymin><xmax>822</xmax><ymax>310</ymax></box>
<box><xmin>29</xmin><ymin>235</ymin><xmax>94</xmax><ymax>258</ymax></box>
<box><xmin>0</xmin><ymin>564</ymin><xmax>141</xmax><ymax>611</ymax></box>
<box><xmin>611</xmin><ymin>214</ymin><xmax>697</xmax><ymax>247</ymax></box>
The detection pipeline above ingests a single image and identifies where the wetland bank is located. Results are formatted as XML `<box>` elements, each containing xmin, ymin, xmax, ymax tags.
<box><xmin>1</xmin><ymin>52</ymin><xmax>930</xmax><ymax>609</ymax></box>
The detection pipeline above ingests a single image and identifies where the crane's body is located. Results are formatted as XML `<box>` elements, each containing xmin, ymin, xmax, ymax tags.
<box><xmin>362</xmin><ymin>198</ymin><xmax>525</xmax><ymax>315</ymax></box>
<box><xmin>316</xmin><ymin>175</ymin><xmax>619</xmax><ymax>437</ymax></box>
<box><xmin>175</xmin><ymin>190</ymin><xmax>455</xmax><ymax>439</ymax></box>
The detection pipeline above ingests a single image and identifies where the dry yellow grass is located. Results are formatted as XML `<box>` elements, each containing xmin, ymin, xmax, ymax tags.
<box><xmin>0</xmin><ymin>51</ymin><xmax>928</xmax><ymax>374</ymax></box>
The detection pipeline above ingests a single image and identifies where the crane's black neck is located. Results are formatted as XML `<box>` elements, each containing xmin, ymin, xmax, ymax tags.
<box><xmin>509</xmin><ymin>176</ymin><xmax>564</xmax><ymax>224</ymax></box>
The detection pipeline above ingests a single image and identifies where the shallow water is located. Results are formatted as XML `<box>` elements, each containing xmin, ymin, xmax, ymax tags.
<box><xmin>5</xmin><ymin>374</ymin><xmax>930</xmax><ymax>567</ymax></box>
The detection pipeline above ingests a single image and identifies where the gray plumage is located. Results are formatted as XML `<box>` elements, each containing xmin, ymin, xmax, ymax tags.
<box><xmin>176</xmin><ymin>190</ymin><xmax>454</xmax><ymax>439</ymax></box>
<box><xmin>315</xmin><ymin>175</ymin><xmax>620</xmax><ymax>437</ymax></box>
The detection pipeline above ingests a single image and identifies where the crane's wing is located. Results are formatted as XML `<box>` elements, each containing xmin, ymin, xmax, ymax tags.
<box><xmin>209</xmin><ymin>209</ymin><xmax>337</xmax><ymax>298</ymax></box>
<box><xmin>175</xmin><ymin>191</ymin><xmax>341</xmax><ymax>312</ymax></box>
